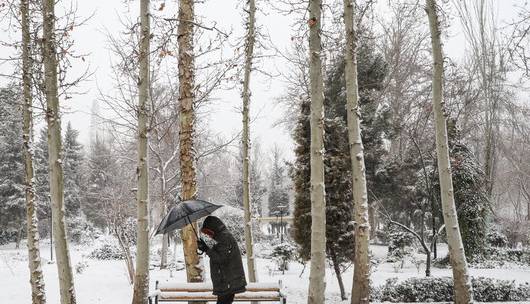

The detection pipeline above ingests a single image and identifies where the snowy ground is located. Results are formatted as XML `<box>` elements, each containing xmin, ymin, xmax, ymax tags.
<box><xmin>2</xmin><ymin>238</ymin><xmax>530</xmax><ymax>303</ymax></box>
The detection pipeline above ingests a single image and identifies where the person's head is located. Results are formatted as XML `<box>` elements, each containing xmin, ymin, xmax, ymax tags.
<box><xmin>201</xmin><ymin>216</ymin><xmax>226</xmax><ymax>239</ymax></box>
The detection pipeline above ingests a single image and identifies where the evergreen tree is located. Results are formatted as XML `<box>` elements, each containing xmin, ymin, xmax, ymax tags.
<box><xmin>292</xmin><ymin>40</ymin><xmax>386</xmax><ymax>272</ymax></box>
<box><xmin>34</xmin><ymin>127</ymin><xmax>51</xmax><ymax>236</ymax></box>
<box><xmin>430</xmin><ymin>120</ymin><xmax>490</xmax><ymax>261</ymax></box>
<box><xmin>63</xmin><ymin>122</ymin><xmax>83</xmax><ymax>217</ymax></box>
<box><xmin>85</xmin><ymin>136</ymin><xmax>116</xmax><ymax>228</ymax></box>
<box><xmin>0</xmin><ymin>86</ymin><xmax>25</xmax><ymax>244</ymax></box>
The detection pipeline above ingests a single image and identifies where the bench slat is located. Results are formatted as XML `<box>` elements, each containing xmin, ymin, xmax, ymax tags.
<box><xmin>161</xmin><ymin>286</ymin><xmax>280</xmax><ymax>292</ymax></box>
<box><xmin>159</xmin><ymin>291</ymin><xmax>281</xmax><ymax>301</ymax></box>
<box><xmin>157</xmin><ymin>282</ymin><xmax>280</xmax><ymax>292</ymax></box>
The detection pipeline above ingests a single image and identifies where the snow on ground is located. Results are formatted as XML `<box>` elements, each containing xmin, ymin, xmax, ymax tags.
<box><xmin>1</xmin><ymin>239</ymin><xmax>530</xmax><ymax>303</ymax></box>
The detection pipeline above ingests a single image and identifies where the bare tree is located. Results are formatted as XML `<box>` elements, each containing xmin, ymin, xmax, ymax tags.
<box><xmin>307</xmin><ymin>0</ymin><xmax>327</xmax><ymax>303</ymax></box>
<box><xmin>241</xmin><ymin>0</ymin><xmax>258</xmax><ymax>284</ymax></box>
<box><xmin>426</xmin><ymin>0</ymin><xmax>473</xmax><ymax>303</ymax></box>
<box><xmin>42</xmin><ymin>0</ymin><xmax>76</xmax><ymax>302</ymax></box>
<box><xmin>343</xmin><ymin>0</ymin><xmax>371</xmax><ymax>302</ymax></box>
<box><xmin>453</xmin><ymin>0</ymin><xmax>508</xmax><ymax>198</ymax></box>
<box><xmin>21</xmin><ymin>0</ymin><xmax>46</xmax><ymax>302</ymax></box>
<box><xmin>177</xmin><ymin>0</ymin><xmax>204</xmax><ymax>284</ymax></box>
<box><xmin>131</xmin><ymin>0</ymin><xmax>151</xmax><ymax>302</ymax></box>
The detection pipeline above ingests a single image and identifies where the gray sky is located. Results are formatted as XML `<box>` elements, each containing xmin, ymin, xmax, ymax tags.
<box><xmin>0</xmin><ymin>0</ymin><xmax>524</xmax><ymax>161</ymax></box>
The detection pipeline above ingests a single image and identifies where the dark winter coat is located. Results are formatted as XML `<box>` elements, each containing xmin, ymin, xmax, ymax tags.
<box><xmin>202</xmin><ymin>216</ymin><xmax>247</xmax><ymax>296</ymax></box>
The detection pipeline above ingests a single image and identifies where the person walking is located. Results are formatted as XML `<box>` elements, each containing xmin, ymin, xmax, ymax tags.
<box><xmin>198</xmin><ymin>216</ymin><xmax>247</xmax><ymax>304</ymax></box>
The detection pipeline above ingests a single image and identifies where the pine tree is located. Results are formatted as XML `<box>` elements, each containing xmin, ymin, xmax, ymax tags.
<box><xmin>35</xmin><ymin>128</ymin><xmax>50</xmax><ymax>222</ymax></box>
<box><xmin>0</xmin><ymin>86</ymin><xmax>25</xmax><ymax>245</ymax></box>
<box><xmin>63</xmin><ymin>122</ymin><xmax>83</xmax><ymax>218</ymax></box>
<box><xmin>85</xmin><ymin>136</ymin><xmax>115</xmax><ymax>228</ymax></box>
<box><xmin>292</xmin><ymin>34</ymin><xmax>386</xmax><ymax>301</ymax></box>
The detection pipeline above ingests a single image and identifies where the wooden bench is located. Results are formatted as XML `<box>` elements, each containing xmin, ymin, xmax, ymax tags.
<box><xmin>149</xmin><ymin>281</ymin><xmax>286</xmax><ymax>304</ymax></box>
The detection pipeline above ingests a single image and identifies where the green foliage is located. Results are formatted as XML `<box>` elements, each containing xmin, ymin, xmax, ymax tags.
<box><xmin>0</xmin><ymin>86</ymin><xmax>25</xmax><ymax>240</ymax></box>
<box><xmin>270</xmin><ymin>242</ymin><xmax>297</xmax><ymax>271</ymax></box>
<box><xmin>85</xmin><ymin>136</ymin><xmax>117</xmax><ymax>228</ymax></box>
<box><xmin>292</xmin><ymin>39</ymin><xmax>387</xmax><ymax>266</ymax></box>
<box><xmin>430</xmin><ymin>122</ymin><xmax>491</xmax><ymax>261</ymax></box>
<box><xmin>386</xmin><ymin>226</ymin><xmax>415</xmax><ymax>262</ymax></box>
<box><xmin>63</xmin><ymin>122</ymin><xmax>84</xmax><ymax>218</ymax></box>
<box><xmin>373</xmin><ymin>276</ymin><xmax>530</xmax><ymax>302</ymax></box>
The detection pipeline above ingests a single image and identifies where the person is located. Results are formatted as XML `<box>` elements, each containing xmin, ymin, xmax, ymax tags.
<box><xmin>197</xmin><ymin>216</ymin><xmax>247</xmax><ymax>304</ymax></box>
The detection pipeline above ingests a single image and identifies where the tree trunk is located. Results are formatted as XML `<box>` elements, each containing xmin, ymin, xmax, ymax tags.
<box><xmin>343</xmin><ymin>1</ymin><xmax>371</xmax><ymax>303</ymax></box>
<box><xmin>178</xmin><ymin>0</ymin><xmax>204</xmax><ymax>285</ymax></box>
<box><xmin>242</xmin><ymin>0</ymin><xmax>257</xmax><ymax>284</ymax></box>
<box><xmin>42</xmin><ymin>0</ymin><xmax>76</xmax><ymax>303</ymax></box>
<box><xmin>307</xmin><ymin>0</ymin><xmax>327</xmax><ymax>303</ymax></box>
<box><xmin>160</xmin><ymin>233</ymin><xmax>169</xmax><ymax>269</ymax></box>
<box><xmin>331</xmin><ymin>253</ymin><xmax>347</xmax><ymax>301</ymax></box>
<box><xmin>132</xmin><ymin>0</ymin><xmax>151</xmax><ymax>302</ymax></box>
<box><xmin>115</xmin><ymin>226</ymin><xmax>135</xmax><ymax>285</ymax></box>
<box><xmin>425</xmin><ymin>1</ymin><xmax>473</xmax><ymax>303</ymax></box>
<box><xmin>22</xmin><ymin>0</ymin><xmax>47</xmax><ymax>302</ymax></box>
<box><xmin>160</xmin><ymin>164</ymin><xmax>168</xmax><ymax>270</ymax></box>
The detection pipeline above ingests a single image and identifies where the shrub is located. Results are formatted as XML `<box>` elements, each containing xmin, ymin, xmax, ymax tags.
<box><xmin>88</xmin><ymin>242</ymin><xmax>125</xmax><ymax>260</ymax></box>
<box><xmin>387</xmin><ymin>228</ymin><xmax>415</xmax><ymax>263</ymax></box>
<box><xmin>482</xmin><ymin>247</ymin><xmax>530</xmax><ymax>265</ymax></box>
<box><xmin>75</xmin><ymin>260</ymin><xmax>88</xmax><ymax>274</ymax></box>
<box><xmin>270</xmin><ymin>242</ymin><xmax>297</xmax><ymax>271</ymax></box>
<box><xmin>487</xmin><ymin>228</ymin><xmax>509</xmax><ymax>248</ymax></box>
<box><xmin>372</xmin><ymin>276</ymin><xmax>530</xmax><ymax>302</ymax></box>
<box><xmin>68</xmin><ymin>216</ymin><xmax>98</xmax><ymax>244</ymax></box>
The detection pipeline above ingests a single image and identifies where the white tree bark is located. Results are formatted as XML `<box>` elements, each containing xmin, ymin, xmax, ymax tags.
<box><xmin>342</xmin><ymin>1</ymin><xmax>371</xmax><ymax>303</ymax></box>
<box><xmin>131</xmin><ymin>0</ymin><xmax>150</xmax><ymax>302</ymax></box>
<box><xmin>42</xmin><ymin>0</ymin><xmax>76</xmax><ymax>303</ymax></box>
<box><xmin>242</xmin><ymin>0</ymin><xmax>257</xmax><ymax>284</ymax></box>
<box><xmin>178</xmin><ymin>0</ymin><xmax>204</xmax><ymax>284</ymax></box>
<box><xmin>425</xmin><ymin>1</ymin><xmax>473</xmax><ymax>303</ymax></box>
<box><xmin>22</xmin><ymin>0</ymin><xmax>46</xmax><ymax>302</ymax></box>
<box><xmin>307</xmin><ymin>0</ymin><xmax>327</xmax><ymax>303</ymax></box>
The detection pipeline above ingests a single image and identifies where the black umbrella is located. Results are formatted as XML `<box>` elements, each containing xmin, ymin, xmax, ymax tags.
<box><xmin>155</xmin><ymin>199</ymin><xmax>222</xmax><ymax>236</ymax></box>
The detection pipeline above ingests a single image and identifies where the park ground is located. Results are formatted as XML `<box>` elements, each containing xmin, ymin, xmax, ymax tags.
<box><xmin>1</xmin><ymin>238</ymin><xmax>529</xmax><ymax>304</ymax></box>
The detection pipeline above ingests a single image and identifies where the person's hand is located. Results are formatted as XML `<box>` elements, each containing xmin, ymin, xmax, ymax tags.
<box><xmin>197</xmin><ymin>238</ymin><xmax>209</xmax><ymax>252</ymax></box>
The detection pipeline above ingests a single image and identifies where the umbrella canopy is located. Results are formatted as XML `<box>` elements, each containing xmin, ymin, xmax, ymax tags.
<box><xmin>155</xmin><ymin>199</ymin><xmax>222</xmax><ymax>235</ymax></box>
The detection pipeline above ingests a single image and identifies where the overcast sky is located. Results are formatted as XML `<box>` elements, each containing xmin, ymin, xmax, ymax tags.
<box><xmin>0</xmin><ymin>0</ymin><xmax>524</xmax><ymax>161</ymax></box>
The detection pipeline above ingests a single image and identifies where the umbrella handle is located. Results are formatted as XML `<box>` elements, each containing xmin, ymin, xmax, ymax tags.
<box><xmin>186</xmin><ymin>215</ymin><xmax>200</xmax><ymax>239</ymax></box>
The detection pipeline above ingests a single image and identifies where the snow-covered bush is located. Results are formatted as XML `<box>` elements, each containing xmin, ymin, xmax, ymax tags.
<box><xmin>88</xmin><ymin>242</ymin><xmax>125</xmax><ymax>260</ymax></box>
<box><xmin>386</xmin><ymin>228</ymin><xmax>415</xmax><ymax>263</ymax></box>
<box><xmin>0</xmin><ymin>229</ymin><xmax>17</xmax><ymax>245</ymax></box>
<box><xmin>377</xmin><ymin>277</ymin><xmax>453</xmax><ymax>302</ymax></box>
<box><xmin>75</xmin><ymin>260</ymin><xmax>88</xmax><ymax>274</ymax></box>
<box><xmin>68</xmin><ymin>216</ymin><xmax>98</xmax><ymax>244</ymax></box>
<box><xmin>372</xmin><ymin>276</ymin><xmax>530</xmax><ymax>302</ymax></box>
<box><xmin>473</xmin><ymin>277</ymin><xmax>530</xmax><ymax>302</ymax></box>
<box><xmin>482</xmin><ymin>247</ymin><xmax>530</xmax><ymax>265</ymax></box>
<box><xmin>270</xmin><ymin>242</ymin><xmax>296</xmax><ymax>271</ymax></box>
<box><xmin>487</xmin><ymin>228</ymin><xmax>509</xmax><ymax>248</ymax></box>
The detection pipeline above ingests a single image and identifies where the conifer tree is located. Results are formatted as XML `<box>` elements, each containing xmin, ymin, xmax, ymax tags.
<box><xmin>63</xmin><ymin>122</ymin><xmax>83</xmax><ymax>218</ymax></box>
<box><xmin>34</xmin><ymin>128</ymin><xmax>50</xmax><ymax>223</ymax></box>
<box><xmin>0</xmin><ymin>86</ymin><xmax>25</xmax><ymax>245</ymax></box>
<box><xmin>292</xmin><ymin>36</ymin><xmax>386</xmax><ymax>301</ymax></box>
